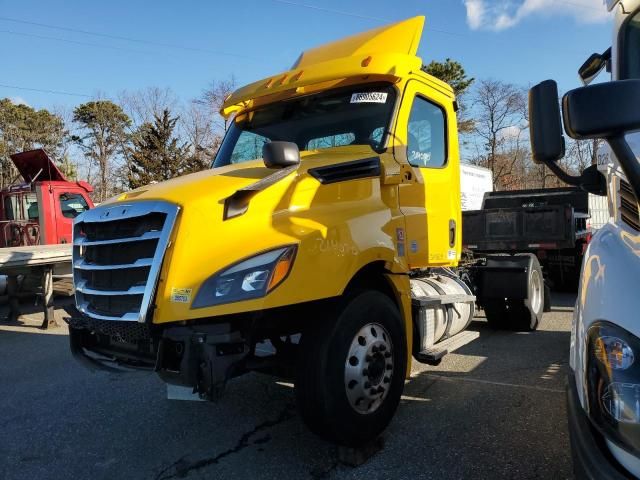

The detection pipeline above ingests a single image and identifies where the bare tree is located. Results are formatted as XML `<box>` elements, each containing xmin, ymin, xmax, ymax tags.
<box><xmin>118</xmin><ymin>87</ymin><xmax>179</xmax><ymax>129</ymax></box>
<box><xmin>181</xmin><ymin>101</ymin><xmax>218</xmax><ymax>170</ymax></box>
<box><xmin>565</xmin><ymin>138</ymin><xmax>602</xmax><ymax>173</ymax></box>
<box><xmin>196</xmin><ymin>76</ymin><xmax>236</xmax><ymax>136</ymax></box>
<box><xmin>468</xmin><ymin>79</ymin><xmax>528</xmax><ymax>190</ymax></box>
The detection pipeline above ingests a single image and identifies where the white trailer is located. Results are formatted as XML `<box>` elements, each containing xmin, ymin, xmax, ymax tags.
<box><xmin>460</xmin><ymin>163</ymin><xmax>493</xmax><ymax>211</ymax></box>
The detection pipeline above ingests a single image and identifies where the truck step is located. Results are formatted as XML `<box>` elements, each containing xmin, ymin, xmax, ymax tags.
<box><xmin>414</xmin><ymin>330</ymin><xmax>480</xmax><ymax>365</ymax></box>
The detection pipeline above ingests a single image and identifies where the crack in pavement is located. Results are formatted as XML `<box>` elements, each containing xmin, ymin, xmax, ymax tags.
<box><xmin>153</xmin><ymin>404</ymin><xmax>295</xmax><ymax>480</ymax></box>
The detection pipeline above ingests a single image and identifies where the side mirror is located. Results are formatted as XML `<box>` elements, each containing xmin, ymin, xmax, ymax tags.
<box><xmin>530</xmin><ymin>78</ymin><xmax>640</xmax><ymax>200</ymax></box>
<box><xmin>529</xmin><ymin>80</ymin><xmax>608</xmax><ymax>196</ymax></box>
<box><xmin>529</xmin><ymin>80</ymin><xmax>565</xmax><ymax>164</ymax></box>
<box><xmin>562</xmin><ymin>79</ymin><xmax>640</xmax><ymax>140</ymax></box>
<box><xmin>262</xmin><ymin>141</ymin><xmax>300</xmax><ymax>169</ymax></box>
<box><xmin>578</xmin><ymin>48</ymin><xmax>611</xmax><ymax>86</ymax></box>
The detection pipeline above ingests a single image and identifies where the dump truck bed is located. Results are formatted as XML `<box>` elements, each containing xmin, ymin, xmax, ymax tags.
<box><xmin>463</xmin><ymin>205</ymin><xmax>588</xmax><ymax>252</ymax></box>
<box><xmin>462</xmin><ymin>187</ymin><xmax>590</xmax><ymax>252</ymax></box>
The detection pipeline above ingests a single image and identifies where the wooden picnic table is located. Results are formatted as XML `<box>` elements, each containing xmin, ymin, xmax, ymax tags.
<box><xmin>0</xmin><ymin>244</ymin><xmax>72</xmax><ymax>329</ymax></box>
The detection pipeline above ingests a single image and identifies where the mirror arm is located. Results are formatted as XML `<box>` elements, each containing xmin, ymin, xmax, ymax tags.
<box><xmin>607</xmin><ymin>135</ymin><xmax>640</xmax><ymax>201</ymax></box>
<box><xmin>544</xmin><ymin>160</ymin><xmax>583</xmax><ymax>186</ymax></box>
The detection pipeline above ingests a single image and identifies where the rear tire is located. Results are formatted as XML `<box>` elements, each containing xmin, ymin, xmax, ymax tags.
<box><xmin>508</xmin><ymin>255</ymin><xmax>544</xmax><ymax>331</ymax></box>
<box><xmin>295</xmin><ymin>290</ymin><xmax>407</xmax><ymax>446</ymax></box>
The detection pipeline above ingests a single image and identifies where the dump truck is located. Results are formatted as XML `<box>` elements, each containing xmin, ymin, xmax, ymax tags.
<box><xmin>529</xmin><ymin>0</ymin><xmax>640</xmax><ymax>476</ymax></box>
<box><xmin>463</xmin><ymin>187</ymin><xmax>591</xmax><ymax>291</ymax></box>
<box><xmin>68</xmin><ymin>17</ymin><xmax>544</xmax><ymax>446</ymax></box>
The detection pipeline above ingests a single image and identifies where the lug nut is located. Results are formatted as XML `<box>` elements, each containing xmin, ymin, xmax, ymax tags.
<box><xmin>379</xmin><ymin>345</ymin><xmax>386</xmax><ymax>352</ymax></box>
<box><xmin>377</xmin><ymin>386</ymin><xmax>384</xmax><ymax>393</ymax></box>
<box><xmin>372</xmin><ymin>346</ymin><xmax>379</xmax><ymax>353</ymax></box>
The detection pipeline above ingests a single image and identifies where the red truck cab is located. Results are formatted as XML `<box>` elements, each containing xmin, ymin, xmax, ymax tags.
<box><xmin>2</xmin><ymin>149</ymin><xmax>94</xmax><ymax>246</ymax></box>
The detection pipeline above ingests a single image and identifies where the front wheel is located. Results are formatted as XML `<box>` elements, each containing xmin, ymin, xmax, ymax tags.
<box><xmin>295</xmin><ymin>290</ymin><xmax>407</xmax><ymax>446</ymax></box>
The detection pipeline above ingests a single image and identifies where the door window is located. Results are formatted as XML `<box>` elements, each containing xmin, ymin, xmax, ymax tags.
<box><xmin>407</xmin><ymin>96</ymin><xmax>447</xmax><ymax>168</ymax></box>
<box><xmin>59</xmin><ymin>193</ymin><xmax>90</xmax><ymax>219</ymax></box>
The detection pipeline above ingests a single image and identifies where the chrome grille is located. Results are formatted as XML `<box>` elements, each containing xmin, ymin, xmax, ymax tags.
<box><xmin>620</xmin><ymin>179</ymin><xmax>640</xmax><ymax>231</ymax></box>
<box><xmin>73</xmin><ymin>201</ymin><xmax>179</xmax><ymax>322</ymax></box>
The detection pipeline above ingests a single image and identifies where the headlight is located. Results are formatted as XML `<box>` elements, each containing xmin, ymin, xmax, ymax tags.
<box><xmin>191</xmin><ymin>245</ymin><xmax>297</xmax><ymax>308</ymax></box>
<box><xmin>586</xmin><ymin>321</ymin><xmax>640</xmax><ymax>453</ymax></box>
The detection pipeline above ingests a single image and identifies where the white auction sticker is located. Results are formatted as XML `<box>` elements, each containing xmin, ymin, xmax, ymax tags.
<box><xmin>350</xmin><ymin>92</ymin><xmax>388</xmax><ymax>104</ymax></box>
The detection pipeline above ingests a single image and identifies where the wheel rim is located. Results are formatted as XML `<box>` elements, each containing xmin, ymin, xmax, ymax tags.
<box><xmin>344</xmin><ymin>322</ymin><xmax>394</xmax><ymax>415</ymax></box>
<box><xmin>530</xmin><ymin>269</ymin><xmax>542</xmax><ymax>314</ymax></box>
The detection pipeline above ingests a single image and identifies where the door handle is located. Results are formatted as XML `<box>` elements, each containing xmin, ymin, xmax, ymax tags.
<box><xmin>449</xmin><ymin>219</ymin><xmax>456</xmax><ymax>247</ymax></box>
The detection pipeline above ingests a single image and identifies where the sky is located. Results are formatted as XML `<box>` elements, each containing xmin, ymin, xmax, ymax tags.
<box><xmin>0</xmin><ymin>0</ymin><xmax>614</xmax><ymax>112</ymax></box>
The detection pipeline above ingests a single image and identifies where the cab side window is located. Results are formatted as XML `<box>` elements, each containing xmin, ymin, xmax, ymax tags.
<box><xmin>59</xmin><ymin>193</ymin><xmax>89</xmax><ymax>219</ymax></box>
<box><xmin>407</xmin><ymin>96</ymin><xmax>447</xmax><ymax>168</ymax></box>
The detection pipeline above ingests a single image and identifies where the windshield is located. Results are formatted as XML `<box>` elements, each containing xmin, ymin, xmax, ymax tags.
<box><xmin>621</xmin><ymin>9</ymin><xmax>640</xmax><ymax>79</ymax></box>
<box><xmin>213</xmin><ymin>83</ymin><xmax>397</xmax><ymax>168</ymax></box>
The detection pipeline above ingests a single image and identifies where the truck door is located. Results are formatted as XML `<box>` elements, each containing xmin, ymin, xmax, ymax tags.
<box><xmin>396</xmin><ymin>80</ymin><xmax>461</xmax><ymax>268</ymax></box>
<box><xmin>53</xmin><ymin>190</ymin><xmax>91</xmax><ymax>244</ymax></box>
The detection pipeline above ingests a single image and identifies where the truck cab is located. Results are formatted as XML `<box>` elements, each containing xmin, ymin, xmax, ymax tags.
<box><xmin>3</xmin><ymin>149</ymin><xmax>93</xmax><ymax>246</ymax></box>
<box><xmin>68</xmin><ymin>17</ymin><xmax>542</xmax><ymax>446</ymax></box>
<box><xmin>529</xmin><ymin>1</ymin><xmax>640</xmax><ymax>477</ymax></box>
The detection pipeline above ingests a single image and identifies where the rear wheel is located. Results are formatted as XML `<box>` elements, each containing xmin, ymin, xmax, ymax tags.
<box><xmin>482</xmin><ymin>254</ymin><xmax>544</xmax><ymax>331</ymax></box>
<box><xmin>514</xmin><ymin>255</ymin><xmax>544</xmax><ymax>331</ymax></box>
<box><xmin>295</xmin><ymin>290</ymin><xmax>407</xmax><ymax>446</ymax></box>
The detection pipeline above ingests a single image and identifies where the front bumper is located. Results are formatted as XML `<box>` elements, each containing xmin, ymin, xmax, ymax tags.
<box><xmin>567</xmin><ymin>374</ymin><xmax>631</xmax><ymax>480</ymax></box>
<box><xmin>68</xmin><ymin>315</ymin><xmax>249</xmax><ymax>400</ymax></box>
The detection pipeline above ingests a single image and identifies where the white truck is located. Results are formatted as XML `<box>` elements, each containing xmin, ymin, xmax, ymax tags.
<box><xmin>529</xmin><ymin>1</ymin><xmax>640</xmax><ymax>477</ymax></box>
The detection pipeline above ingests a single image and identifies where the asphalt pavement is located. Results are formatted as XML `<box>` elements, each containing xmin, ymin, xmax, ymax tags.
<box><xmin>0</xmin><ymin>293</ymin><xmax>576</xmax><ymax>480</ymax></box>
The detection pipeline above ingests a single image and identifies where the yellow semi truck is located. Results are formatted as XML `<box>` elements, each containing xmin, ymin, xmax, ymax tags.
<box><xmin>68</xmin><ymin>16</ymin><xmax>544</xmax><ymax>446</ymax></box>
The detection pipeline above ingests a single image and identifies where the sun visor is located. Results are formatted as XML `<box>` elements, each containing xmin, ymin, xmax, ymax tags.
<box><xmin>292</xmin><ymin>16</ymin><xmax>424</xmax><ymax>69</ymax></box>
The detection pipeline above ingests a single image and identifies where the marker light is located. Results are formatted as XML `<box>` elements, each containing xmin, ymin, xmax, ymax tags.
<box><xmin>594</xmin><ymin>336</ymin><xmax>635</xmax><ymax>370</ymax></box>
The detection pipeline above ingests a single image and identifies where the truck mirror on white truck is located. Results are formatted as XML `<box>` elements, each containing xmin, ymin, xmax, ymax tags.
<box><xmin>528</xmin><ymin>80</ymin><xmax>607</xmax><ymax>196</ymax></box>
<box><xmin>563</xmin><ymin>79</ymin><xmax>640</xmax><ymax>201</ymax></box>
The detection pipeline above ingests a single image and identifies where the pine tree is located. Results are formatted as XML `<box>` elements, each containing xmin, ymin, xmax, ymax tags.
<box><xmin>127</xmin><ymin>109</ymin><xmax>194</xmax><ymax>189</ymax></box>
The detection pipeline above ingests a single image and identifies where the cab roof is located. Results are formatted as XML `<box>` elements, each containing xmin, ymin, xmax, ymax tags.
<box><xmin>221</xmin><ymin>16</ymin><xmax>453</xmax><ymax>117</ymax></box>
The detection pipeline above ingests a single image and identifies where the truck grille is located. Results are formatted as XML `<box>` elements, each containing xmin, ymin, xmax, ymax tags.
<box><xmin>73</xmin><ymin>201</ymin><xmax>179</xmax><ymax>322</ymax></box>
<box><xmin>620</xmin><ymin>179</ymin><xmax>640</xmax><ymax>231</ymax></box>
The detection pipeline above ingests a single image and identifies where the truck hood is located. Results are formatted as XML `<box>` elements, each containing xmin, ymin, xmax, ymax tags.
<box><xmin>103</xmin><ymin>145</ymin><xmax>400</xmax><ymax>323</ymax></box>
<box><xmin>10</xmin><ymin>149</ymin><xmax>67</xmax><ymax>182</ymax></box>
<box><xmin>112</xmin><ymin>146</ymin><xmax>378</xmax><ymax>209</ymax></box>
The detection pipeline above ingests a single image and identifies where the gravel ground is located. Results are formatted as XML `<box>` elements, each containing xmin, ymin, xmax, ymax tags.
<box><xmin>0</xmin><ymin>292</ymin><xmax>576</xmax><ymax>480</ymax></box>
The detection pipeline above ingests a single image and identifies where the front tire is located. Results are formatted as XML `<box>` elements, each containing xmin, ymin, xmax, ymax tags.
<box><xmin>295</xmin><ymin>290</ymin><xmax>407</xmax><ymax>446</ymax></box>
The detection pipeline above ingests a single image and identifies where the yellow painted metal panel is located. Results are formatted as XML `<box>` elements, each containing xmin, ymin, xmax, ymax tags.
<box><xmin>394</xmin><ymin>79</ymin><xmax>462</xmax><ymax>268</ymax></box>
<box><xmin>111</xmin><ymin>147</ymin><xmax>409</xmax><ymax>323</ymax></box>
<box><xmin>294</xmin><ymin>16</ymin><xmax>424</xmax><ymax>68</ymax></box>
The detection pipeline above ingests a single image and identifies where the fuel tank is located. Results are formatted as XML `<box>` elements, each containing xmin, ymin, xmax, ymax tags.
<box><xmin>410</xmin><ymin>269</ymin><xmax>475</xmax><ymax>350</ymax></box>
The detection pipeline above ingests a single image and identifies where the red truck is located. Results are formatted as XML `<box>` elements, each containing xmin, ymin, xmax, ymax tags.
<box><xmin>2</xmin><ymin>149</ymin><xmax>94</xmax><ymax>246</ymax></box>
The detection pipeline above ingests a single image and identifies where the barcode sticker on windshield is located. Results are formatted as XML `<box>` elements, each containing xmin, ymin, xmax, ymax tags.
<box><xmin>350</xmin><ymin>92</ymin><xmax>388</xmax><ymax>104</ymax></box>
